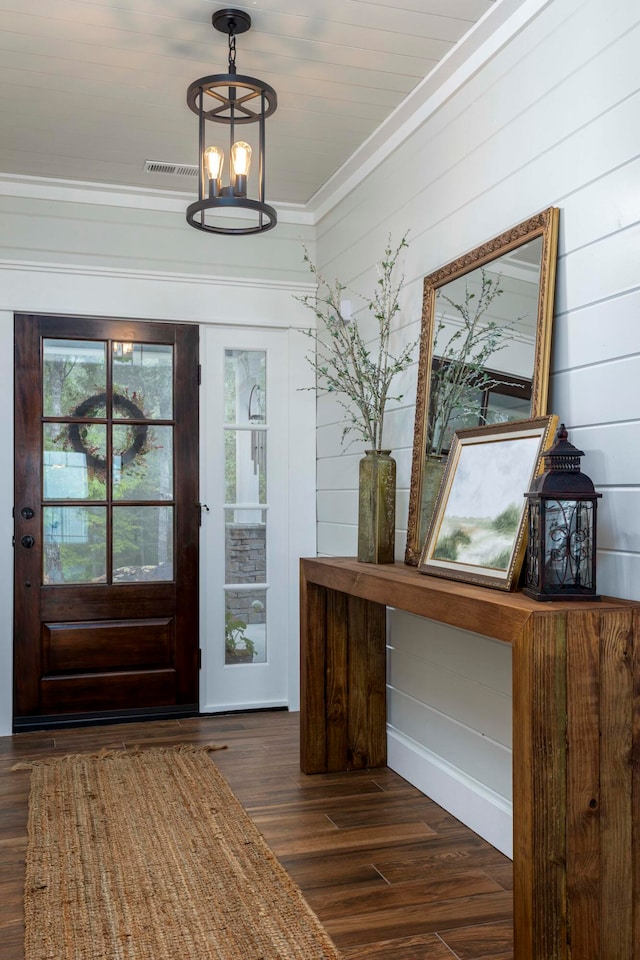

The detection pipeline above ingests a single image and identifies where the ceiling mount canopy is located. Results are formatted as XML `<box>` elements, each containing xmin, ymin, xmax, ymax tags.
<box><xmin>211</xmin><ymin>8</ymin><xmax>251</xmax><ymax>36</ymax></box>
<box><xmin>186</xmin><ymin>7</ymin><xmax>277</xmax><ymax>236</ymax></box>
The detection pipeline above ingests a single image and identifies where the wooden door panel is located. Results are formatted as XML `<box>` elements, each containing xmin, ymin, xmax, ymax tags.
<box><xmin>40</xmin><ymin>671</ymin><xmax>177</xmax><ymax>713</ymax></box>
<box><xmin>14</xmin><ymin>314</ymin><xmax>199</xmax><ymax>729</ymax></box>
<box><xmin>40</xmin><ymin>583</ymin><xmax>178</xmax><ymax>620</ymax></box>
<box><xmin>43</xmin><ymin>618</ymin><xmax>174</xmax><ymax>673</ymax></box>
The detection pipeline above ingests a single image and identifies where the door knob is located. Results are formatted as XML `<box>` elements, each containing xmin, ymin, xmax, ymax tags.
<box><xmin>21</xmin><ymin>507</ymin><xmax>35</xmax><ymax>519</ymax></box>
<box><xmin>21</xmin><ymin>535</ymin><xmax>36</xmax><ymax>549</ymax></box>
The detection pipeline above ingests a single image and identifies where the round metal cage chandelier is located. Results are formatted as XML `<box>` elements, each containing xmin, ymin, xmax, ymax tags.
<box><xmin>186</xmin><ymin>8</ymin><xmax>277</xmax><ymax>236</ymax></box>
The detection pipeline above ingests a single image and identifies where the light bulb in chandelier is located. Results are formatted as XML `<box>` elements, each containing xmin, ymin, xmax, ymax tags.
<box><xmin>231</xmin><ymin>141</ymin><xmax>252</xmax><ymax>196</ymax></box>
<box><xmin>204</xmin><ymin>146</ymin><xmax>224</xmax><ymax>197</ymax></box>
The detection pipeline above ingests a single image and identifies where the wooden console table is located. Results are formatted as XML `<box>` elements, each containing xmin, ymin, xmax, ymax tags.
<box><xmin>299</xmin><ymin>557</ymin><xmax>639</xmax><ymax>960</ymax></box>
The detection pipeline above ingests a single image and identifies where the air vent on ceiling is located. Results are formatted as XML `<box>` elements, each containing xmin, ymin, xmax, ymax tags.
<box><xmin>144</xmin><ymin>160</ymin><xmax>198</xmax><ymax>177</ymax></box>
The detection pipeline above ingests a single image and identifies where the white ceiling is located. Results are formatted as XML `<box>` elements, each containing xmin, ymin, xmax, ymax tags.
<box><xmin>0</xmin><ymin>0</ymin><xmax>499</xmax><ymax>208</ymax></box>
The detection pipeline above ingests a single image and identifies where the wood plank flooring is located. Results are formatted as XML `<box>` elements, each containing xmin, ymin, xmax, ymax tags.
<box><xmin>0</xmin><ymin>711</ymin><xmax>513</xmax><ymax>959</ymax></box>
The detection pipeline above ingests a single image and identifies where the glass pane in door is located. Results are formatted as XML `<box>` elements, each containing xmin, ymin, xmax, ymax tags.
<box><xmin>43</xmin><ymin>505</ymin><xmax>107</xmax><ymax>584</ymax></box>
<box><xmin>224</xmin><ymin>349</ymin><xmax>268</xmax><ymax>667</ymax></box>
<box><xmin>43</xmin><ymin>423</ymin><xmax>107</xmax><ymax>500</ymax></box>
<box><xmin>112</xmin><ymin>506</ymin><xmax>174</xmax><ymax>582</ymax></box>
<box><xmin>224</xmin><ymin>429</ymin><xmax>267</xmax><ymax>506</ymax></box>
<box><xmin>224</xmin><ymin>508</ymin><xmax>266</xmax><ymax>582</ymax></box>
<box><xmin>112</xmin><ymin>343</ymin><xmax>173</xmax><ymax>419</ymax></box>
<box><xmin>224</xmin><ymin>350</ymin><xmax>266</xmax><ymax>425</ymax></box>
<box><xmin>43</xmin><ymin>339</ymin><xmax>106</xmax><ymax>417</ymax></box>
<box><xmin>225</xmin><ymin>589</ymin><xmax>267</xmax><ymax>665</ymax></box>
<box><xmin>112</xmin><ymin>424</ymin><xmax>173</xmax><ymax>501</ymax></box>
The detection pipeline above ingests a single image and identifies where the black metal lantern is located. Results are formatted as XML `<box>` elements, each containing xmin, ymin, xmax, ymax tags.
<box><xmin>523</xmin><ymin>423</ymin><xmax>601</xmax><ymax>601</ymax></box>
<box><xmin>186</xmin><ymin>8</ymin><xmax>277</xmax><ymax>235</ymax></box>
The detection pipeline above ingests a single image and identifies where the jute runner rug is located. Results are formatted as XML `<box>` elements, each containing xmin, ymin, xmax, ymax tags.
<box><xmin>17</xmin><ymin>745</ymin><xmax>342</xmax><ymax>960</ymax></box>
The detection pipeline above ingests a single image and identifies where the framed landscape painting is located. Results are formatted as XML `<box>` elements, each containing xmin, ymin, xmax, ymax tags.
<box><xmin>418</xmin><ymin>416</ymin><xmax>557</xmax><ymax>590</ymax></box>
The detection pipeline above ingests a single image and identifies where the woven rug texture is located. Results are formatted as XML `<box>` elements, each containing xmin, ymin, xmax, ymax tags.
<box><xmin>19</xmin><ymin>745</ymin><xmax>342</xmax><ymax>960</ymax></box>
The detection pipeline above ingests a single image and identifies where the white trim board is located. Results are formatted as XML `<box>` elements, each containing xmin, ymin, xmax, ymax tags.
<box><xmin>0</xmin><ymin>258</ymin><xmax>316</xmax><ymax>298</ymax></box>
<box><xmin>0</xmin><ymin>260</ymin><xmax>316</xmax><ymax>329</ymax></box>
<box><xmin>387</xmin><ymin>726</ymin><xmax>513</xmax><ymax>859</ymax></box>
<box><xmin>200</xmin><ymin>699</ymin><xmax>289</xmax><ymax>713</ymax></box>
<box><xmin>0</xmin><ymin>173</ymin><xmax>313</xmax><ymax>225</ymax></box>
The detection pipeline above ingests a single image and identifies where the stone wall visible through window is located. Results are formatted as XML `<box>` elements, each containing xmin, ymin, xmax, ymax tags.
<box><xmin>225</xmin><ymin>522</ymin><xmax>266</xmax><ymax>622</ymax></box>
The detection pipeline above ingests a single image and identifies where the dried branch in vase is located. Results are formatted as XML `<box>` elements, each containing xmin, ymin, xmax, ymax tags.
<box><xmin>296</xmin><ymin>234</ymin><xmax>418</xmax><ymax>451</ymax></box>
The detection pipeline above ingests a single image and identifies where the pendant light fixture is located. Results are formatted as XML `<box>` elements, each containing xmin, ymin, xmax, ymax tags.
<box><xmin>186</xmin><ymin>8</ymin><xmax>277</xmax><ymax>235</ymax></box>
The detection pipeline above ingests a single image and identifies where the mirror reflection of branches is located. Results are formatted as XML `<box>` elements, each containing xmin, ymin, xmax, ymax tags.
<box><xmin>404</xmin><ymin>208</ymin><xmax>559</xmax><ymax>565</ymax></box>
<box><xmin>428</xmin><ymin>268</ymin><xmax>530</xmax><ymax>458</ymax></box>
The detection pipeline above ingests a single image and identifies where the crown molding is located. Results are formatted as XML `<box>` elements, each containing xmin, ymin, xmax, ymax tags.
<box><xmin>0</xmin><ymin>258</ymin><xmax>317</xmax><ymax>329</ymax></box>
<box><xmin>309</xmin><ymin>0</ymin><xmax>554</xmax><ymax>223</ymax></box>
<box><xmin>0</xmin><ymin>256</ymin><xmax>315</xmax><ymax>294</ymax></box>
<box><xmin>0</xmin><ymin>173</ymin><xmax>314</xmax><ymax>226</ymax></box>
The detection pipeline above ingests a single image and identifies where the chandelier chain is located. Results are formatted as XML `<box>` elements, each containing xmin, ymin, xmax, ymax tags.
<box><xmin>228</xmin><ymin>28</ymin><xmax>237</xmax><ymax>70</ymax></box>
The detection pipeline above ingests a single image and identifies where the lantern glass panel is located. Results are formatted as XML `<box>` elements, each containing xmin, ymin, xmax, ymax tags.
<box><xmin>544</xmin><ymin>499</ymin><xmax>595</xmax><ymax>591</ymax></box>
<box><xmin>526</xmin><ymin>499</ymin><xmax>540</xmax><ymax>588</ymax></box>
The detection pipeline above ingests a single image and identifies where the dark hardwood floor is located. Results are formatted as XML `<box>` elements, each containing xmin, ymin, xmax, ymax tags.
<box><xmin>0</xmin><ymin>710</ymin><xmax>513</xmax><ymax>959</ymax></box>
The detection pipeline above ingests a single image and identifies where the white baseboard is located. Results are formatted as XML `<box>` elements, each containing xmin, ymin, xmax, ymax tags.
<box><xmin>387</xmin><ymin>726</ymin><xmax>513</xmax><ymax>859</ymax></box>
<box><xmin>200</xmin><ymin>699</ymin><xmax>288</xmax><ymax>714</ymax></box>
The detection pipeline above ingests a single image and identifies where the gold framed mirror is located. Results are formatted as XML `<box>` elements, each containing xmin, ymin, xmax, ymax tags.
<box><xmin>405</xmin><ymin>207</ymin><xmax>560</xmax><ymax>565</ymax></box>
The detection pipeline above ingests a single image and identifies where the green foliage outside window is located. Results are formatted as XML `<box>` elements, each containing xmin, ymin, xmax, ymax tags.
<box><xmin>42</xmin><ymin>342</ymin><xmax>173</xmax><ymax>583</ymax></box>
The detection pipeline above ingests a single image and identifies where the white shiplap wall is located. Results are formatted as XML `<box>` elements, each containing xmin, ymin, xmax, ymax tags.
<box><xmin>314</xmin><ymin>0</ymin><xmax>640</xmax><ymax>855</ymax></box>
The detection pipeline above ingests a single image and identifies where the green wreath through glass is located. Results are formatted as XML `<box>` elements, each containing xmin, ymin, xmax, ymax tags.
<box><xmin>67</xmin><ymin>392</ymin><xmax>148</xmax><ymax>469</ymax></box>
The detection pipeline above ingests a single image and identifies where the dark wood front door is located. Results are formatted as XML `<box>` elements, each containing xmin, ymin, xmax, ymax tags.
<box><xmin>13</xmin><ymin>315</ymin><xmax>200</xmax><ymax>730</ymax></box>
